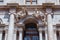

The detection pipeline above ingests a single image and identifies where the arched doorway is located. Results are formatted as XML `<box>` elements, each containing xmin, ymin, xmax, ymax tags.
<box><xmin>23</xmin><ymin>23</ymin><xmax>39</xmax><ymax>40</ymax></box>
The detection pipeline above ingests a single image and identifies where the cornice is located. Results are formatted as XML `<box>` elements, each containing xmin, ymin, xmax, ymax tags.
<box><xmin>0</xmin><ymin>3</ymin><xmax>60</xmax><ymax>10</ymax></box>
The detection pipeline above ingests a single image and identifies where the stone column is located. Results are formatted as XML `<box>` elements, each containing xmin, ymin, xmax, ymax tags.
<box><xmin>0</xmin><ymin>30</ymin><xmax>3</xmax><ymax>40</ymax></box>
<box><xmin>7</xmin><ymin>13</ymin><xmax>15</xmax><ymax>40</ymax></box>
<box><xmin>24</xmin><ymin>0</ymin><xmax>25</xmax><ymax>4</ymax></box>
<box><xmin>46</xmin><ymin>8</ymin><xmax>54</xmax><ymax>40</ymax></box>
<box><xmin>5</xmin><ymin>30</ymin><xmax>8</xmax><ymax>40</ymax></box>
<box><xmin>38</xmin><ymin>28</ymin><xmax>42</xmax><ymax>40</ymax></box>
<box><xmin>19</xmin><ymin>28</ymin><xmax>23</xmax><ymax>40</ymax></box>
<box><xmin>45</xmin><ymin>31</ymin><xmax>48</xmax><ymax>40</ymax></box>
<box><xmin>47</xmin><ymin>13</ymin><xmax>54</xmax><ymax>40</ymax></box>
<box><xmin>59</xmin><ymin>31</ymin><xmax>60</xmax><ymax>40</ymax></box>
<box><xmin>13</xmin><ymin>30</ymin><xmax>17</xmax><ymax>40</ymax></box>
<box><xmin>54</xmin><ymin>30</ymin><xmax>57</xmax><ymax>40</ymax></box>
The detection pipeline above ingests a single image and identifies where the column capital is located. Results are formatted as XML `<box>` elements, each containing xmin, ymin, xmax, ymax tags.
<box><xmin>18</xmin><ymin>28</ymin><xmax>23</xmax><ymax>32</ymax></box>
<box><xmin>9</xmin><ymin>12</ymin><xmax>16</xmax><ymax>15</ymax></box>
<box><xmin>45</xmin><ymin>13</ymin><xmax>53</xmax><ymax>15</ymax></box>
<box><xmin>9</xmin><ymin>8</ymin><xmax>16</xmax><ymax>13</ymax></box>
<box><xmin>14</xmin><ymin>29</ymin><xmax>17</xmax><ymax>34</ymax></box>
<box><xmin>46</xmin><ymin>8</ymin><xmax>52</xmax><ymax>13</ymax></box>
<box><xmin>9</xmin><ymin>8</ymin><xmax>16</xmax><ymax>15</ymax></box>
<box><xmin>38</xmin><ymin>28</ymin><xmax>42</xmax><ymax>32</ymax></box>
<box><xmin>45</xmin><ymin>7</ymin><xmax>53</xmax><ymax>16</ymax></box>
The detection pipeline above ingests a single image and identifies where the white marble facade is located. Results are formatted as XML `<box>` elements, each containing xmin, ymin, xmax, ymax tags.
<box><xmin>0</xmin><ymin>0</ymin><xmax>60</xmax><ymax>40</ymax></box>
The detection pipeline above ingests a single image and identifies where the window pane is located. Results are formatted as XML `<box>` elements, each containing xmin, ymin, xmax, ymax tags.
<box><xmin>32</xmin><ymin>36</ymin><xmax>39</xmax><ymax>40</ymax></box>
<box><xmin>24</xmin><ymin>36</ymin><xmax>30</xmax><ymax>40</ymax></box>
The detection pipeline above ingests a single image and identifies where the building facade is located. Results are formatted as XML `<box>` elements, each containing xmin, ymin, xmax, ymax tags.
<box><xmin>0</xmin><ymin>0</ymin><xmax>60</xmax><ymax>40</ymax></box>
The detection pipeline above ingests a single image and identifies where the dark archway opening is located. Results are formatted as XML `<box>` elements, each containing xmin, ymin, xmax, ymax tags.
<box><xmin>23</xmin><ymin>23</ymin><xmax>39</xmax><ymax>40</ymax></box>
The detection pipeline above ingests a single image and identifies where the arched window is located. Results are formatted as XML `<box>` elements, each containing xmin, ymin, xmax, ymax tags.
<box><xmin>24</xmin><ymin>23</ymin><xmax>39</xmax><ymax>40</ymax></box>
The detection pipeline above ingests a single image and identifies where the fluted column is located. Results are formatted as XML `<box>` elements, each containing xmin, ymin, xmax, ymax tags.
<box><xmin>0</xmin><ymin>30</ymin><xmax>3</xmax><ymax>40</ymax></box>
<box><xmin>7</xmin><ymin>13</ymin><xmax>15</xmax><ymax>40</ymax></box>
<box><xmin>19</xmin><ymin>28</ymin><xmax>23</xmax><ymax>40</ymax></box>
<box><xmin>47</xmin><ymin>13</ymin><xmax>54</xmax><ymax>40</ymax></box>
